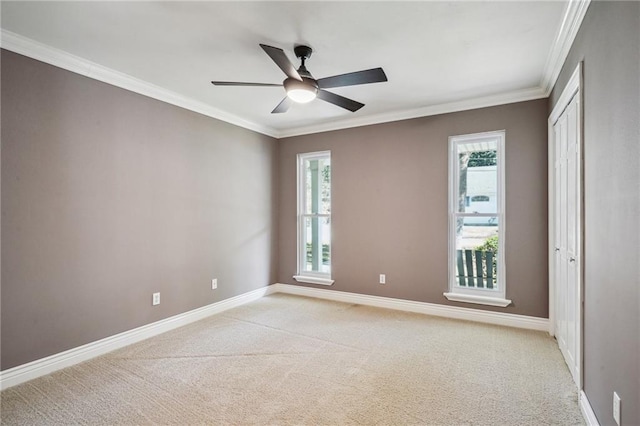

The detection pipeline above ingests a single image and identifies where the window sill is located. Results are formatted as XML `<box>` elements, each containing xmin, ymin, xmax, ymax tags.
<box><xmin>443</xmin><ymin>292</ymin><xmax>511</xmax><ymax>307</ymax></box>
<box><xmin>293</xmin><ymin>275</ymin><xmax>335</xmax><ymax>286</ymax></box>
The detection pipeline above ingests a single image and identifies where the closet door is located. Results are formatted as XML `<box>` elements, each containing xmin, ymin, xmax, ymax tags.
<box><xmin>554</xmin><ymin>112</ymin><xmax>567</xmax><ymax>360</ymax></box>
<box><xmin>553</xmin><ymin>93</ymin><xmax>581</xmax><ymax>386</ymax></box>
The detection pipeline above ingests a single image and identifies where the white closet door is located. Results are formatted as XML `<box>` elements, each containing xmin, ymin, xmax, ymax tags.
<box><xmin>555</xmin><ymin>112</ymin><xmax>567</xmax><ymax>358</ymax></box>
<box><xmin>565</xmin><ymin>96</ymin><xmax>580</xmax><ymax>380</ymax></box>
<box><xmin>553</xmin><ymin>94</ymin><xmax>581</xmax><ymax>385</ymax></box>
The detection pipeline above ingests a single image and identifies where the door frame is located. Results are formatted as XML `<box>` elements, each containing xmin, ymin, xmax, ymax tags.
<box><xmin>548</xmin><ymin>62</ymin><xmax>584</xmax><ymax>389</ymax></box>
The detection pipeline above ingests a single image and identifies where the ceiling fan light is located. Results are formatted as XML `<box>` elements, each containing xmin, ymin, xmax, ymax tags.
<box><xmin>284</xmin><ymin>77</ymin><xmax>318</xmax><ymax>104</ymax></box>
<box><xmin>287</xmin><ymin>88</ymin><xmax>317</xmax><ymax>103</ymax></box>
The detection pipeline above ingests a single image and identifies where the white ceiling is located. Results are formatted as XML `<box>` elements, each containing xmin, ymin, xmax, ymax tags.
<box><xmin>1</xmin><ymin>1</ymin><xmax>570</xmax><ymax>138</ymax></box>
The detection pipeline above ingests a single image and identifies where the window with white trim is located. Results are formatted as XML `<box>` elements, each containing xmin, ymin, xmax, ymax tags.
<box><xmin>444</xmin><ymin>131</ymin><xmax>510</xmax><ymax>307</ymax></box>
<box><xmin>293</xmin><ymin>151</ymin><xmax>333</xmax><ymax>286</ymax></box>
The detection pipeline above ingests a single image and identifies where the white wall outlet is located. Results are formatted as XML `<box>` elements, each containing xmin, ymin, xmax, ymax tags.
<box><xmin>152</xmin><ymin>292</ymin><xmax>160</xmax><ymax>306</ymax></box>
<box><xmin>613</xmin><ymin>392</ymin><xmax>621</xmax><ymax>425</ymax></box>
<box><xmin>379</xmin><ymin>274</ymin><xmax>386</xmax><ymax>284</ymax></box>
<box><xmin>211</xmin><ymin>278</ymin><xmax>217</xmax><ymax>290</ymax></box>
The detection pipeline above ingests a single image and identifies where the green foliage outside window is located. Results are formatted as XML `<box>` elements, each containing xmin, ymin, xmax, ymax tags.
<box><xmin>467</xmin><ymin>151</ymin><xmax>497</xmax><ymax>167</ymax></box>
<box><xmin>306</xmin><ymin>243</ymin><xmax>330</xmax><ymax>265</ymax></box>
<box><xmin>476</xmin><ymin>235</ymin><xmax>498</xmax><ymax>253</ymax></box>
<box><xmin>476</xmin><ymin>235</ymin><xmax>498</xmax><ymax>279</ymax></box>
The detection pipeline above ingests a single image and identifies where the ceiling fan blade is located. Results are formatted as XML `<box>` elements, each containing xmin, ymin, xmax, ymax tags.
<box><xmin>259</xmin><ymin>44</ymin><xmax>302</xmax><ymax>81</ymax></box>
<box><xmin>271</xmin><ymin>97</ymin><xmax>293</xmax><ymax>114</ymax></box>
<box><xmin>211</xmin><ymin>81</ymin><xmax>282</xmax><ymax>87</ymax></box>
<box><xmin>317</xmin><ymin>90</ymin><xmax>364</xmax><ymax>112</ymax></box>
<box><xmin>317</xmin><ymin>68</ymin><xmax>387</xmax><ymax>89</ymax></box>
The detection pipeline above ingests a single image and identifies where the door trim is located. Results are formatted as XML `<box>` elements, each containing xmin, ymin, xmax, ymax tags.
<box><xmin>548</xmin><ymin>62</ymin><xmax>584</xmax><ymax>389</ymax></box>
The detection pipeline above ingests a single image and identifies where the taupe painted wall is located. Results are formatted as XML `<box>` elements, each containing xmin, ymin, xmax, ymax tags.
<box><xmin>278</xmin><ymin>99</ymin><xmax>549</xmax><ymax>317</ymax></box>
<box><xmin>1</xmin><ymin>50</ymin><xmax>279</xmax><ymax>370</ymax></box>
<box><xmin>550</xmin><ymin>2</ymin><xmax>640</xmax><ymax>425</ymax></box>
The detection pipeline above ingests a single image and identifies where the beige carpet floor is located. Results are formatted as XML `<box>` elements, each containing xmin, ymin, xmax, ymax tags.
<box><xmin>1</xmin><ymin>293</ymin><xmax>584</xmax><ymax>425</ymax></box>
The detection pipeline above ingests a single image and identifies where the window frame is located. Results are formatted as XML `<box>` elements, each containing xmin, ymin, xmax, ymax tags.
<box><xmin>293</xmin><ymin>150</ymin><xmax>334</xmax><ymax>286</ymax></box>
<box><xmin>444</xmin><ymin>130</ymin><xmax>510</xmax><ymax>307</ymax></box>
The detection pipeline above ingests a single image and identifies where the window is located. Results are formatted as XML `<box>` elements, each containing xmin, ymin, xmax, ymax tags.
<box><xmin>293</xmin><ymin>151</ymin><xmax>334</xmax><ymax>285</ymax></box>
<box><xmin>444</xmin><ymin>131</ymin><xmax>510</xmax><ymax>307</ymax></box>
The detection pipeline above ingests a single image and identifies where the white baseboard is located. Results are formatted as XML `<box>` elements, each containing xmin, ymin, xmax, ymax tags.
<box><xmin>1</xmin><ymin>283</ymin><xmax>550</xmax><ymax>391</ymax></box>
<box><xmin>0</xmin><ymin>285</ymin><xmax>275</xmax><ymax>391</ymax></box>
<box><xmin>580</xmin><ymin>390</ymin><xmax>600</xmax><ymax>426</ymax></box>
<box><xmin>271</xmin><ymin>283</ymin><xmax>549</xmax><ymax>332</ymax></box>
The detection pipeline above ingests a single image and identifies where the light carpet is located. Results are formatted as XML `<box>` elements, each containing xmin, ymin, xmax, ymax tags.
<box><xmin>1</xmin><ymin>293</ymin><xmax>584</xmax><ymax>425</ymax></box>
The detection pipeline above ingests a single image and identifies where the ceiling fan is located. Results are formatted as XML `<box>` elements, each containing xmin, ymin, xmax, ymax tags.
<box><xmin>211</xmin><ymin>44</ymin><xmax>388</xmax><ymax>114</ymax></box>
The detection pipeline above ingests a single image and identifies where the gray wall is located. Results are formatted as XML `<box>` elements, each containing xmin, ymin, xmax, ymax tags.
<box><xmin>1</xmin><ymin>50</ymin><xmax>279</xmax><ymax>370</ymax></box>
<box><xmin>550</xmin><ymin>2</ymin><xmax>640</xmax><ymax>425</ymax></box>
<box><xmin>278</xmin><ymin>99</ymin><xmax>549</xmax><ymax>318</ymax></box>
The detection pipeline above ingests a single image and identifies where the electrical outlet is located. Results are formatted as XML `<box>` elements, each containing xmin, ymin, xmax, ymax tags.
<box><xmin>613</xmin><ymin>392</ymin><xmax>621</xmax><ymax>425</ymax></box>
<box><xmin>211</xmin><ymin>278</ymin><xmax>218</xmax><ymax>290</ymax></box>
<box><xmin>152</xmin><ymin>292</ymin><xmax>160</xmax><ymax>306</ymax></box>
<box><xmin>379</xmin><ymin>274</ymin><xmax>386</xmax><ymax>284</ymax></box>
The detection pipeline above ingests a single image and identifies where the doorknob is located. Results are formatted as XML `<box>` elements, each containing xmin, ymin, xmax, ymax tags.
<box><xmin>569</xmin><ymin>257</ymin><xmax>576</xmax><ymax>262</ymax></box>
<box><xmin>555</xmin><ymin>247</ymin><xmax>560</xmax><ymax>252</ymax></box>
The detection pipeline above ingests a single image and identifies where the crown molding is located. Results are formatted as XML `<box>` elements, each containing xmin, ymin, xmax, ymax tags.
<box><xmin>3</xmin><ymin>29</ymin><xmax>554</xmax><ymax>140</ymax></box>
<box><xmin>276</xmin><ymin>86</ymin><xmax>547</xmax><ymax>138</ymax></box>
<box><xmin>0</xmin><ymin>29</ymin><xmax>279</xmax><ymax>138</ymax></box>
<box><xmin>540</xmin><ymin>0</ymin><xmax>591</xmax><ymax>96</ymax></box>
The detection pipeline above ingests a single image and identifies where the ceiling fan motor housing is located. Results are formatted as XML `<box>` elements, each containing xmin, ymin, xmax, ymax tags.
<box><xmin>293</xmin><ymin>45</ymin><xmax>314</xmax><ymax>79</ymax></box>
<box><xmin>294</xmin><ymin>45</ymin><xmax>313</xmax><ymax>60</ymax></box>
<box><xmin>284</xmin><ymin>77</ymin><xmax>318</xmax><ymax>91</ymax></box>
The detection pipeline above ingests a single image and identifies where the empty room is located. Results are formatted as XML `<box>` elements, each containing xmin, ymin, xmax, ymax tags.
<box><xmin>1</xmin><ymin>1</ymin><xmax>638</xmax><ymax>425</ymax></box>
